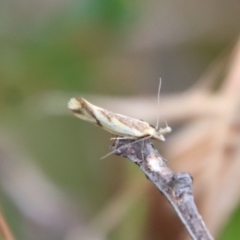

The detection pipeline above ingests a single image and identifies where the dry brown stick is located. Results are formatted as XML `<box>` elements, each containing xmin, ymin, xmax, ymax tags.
<box><xmin>0</xmin><ymin>210</ymin><xmax>15</xmax><ymax>240</ymax></box>
<box><xmin>112</xmin><ymin>138</ymin><xmax>214</xmax><ymax>240</ymax></box>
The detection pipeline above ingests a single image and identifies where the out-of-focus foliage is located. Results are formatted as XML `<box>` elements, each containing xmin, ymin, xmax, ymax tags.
<box><xmin>0</xmin><ymin>1</ymin><xmax>136</xmax><ymax>240</ymax></box>
<box><xmin>219</xmin><ymin>204</ymin><xmax>240</xmax><ymax>240</ymax></box>
<box><xmin>0</xmin><ymin>0</ymin><xmax>134</xmax><ymax>95</ymax></box>
<box><xmin>1</xmin><ymin>0</ymin><xmax>240</xmax><ymax>240</ymax></box>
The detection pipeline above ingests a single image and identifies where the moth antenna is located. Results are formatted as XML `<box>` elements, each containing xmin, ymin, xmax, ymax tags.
<box><xmin>100</xmin><ymin>135</ymin><xmax>152</xmax><ymax>160</ymax></box>
<box><xmin>156</xmin><ymin>78</ymin><xmax>161</xmax><ymax>130</ymax></box>
<box><xmin>164</xmin><ymin>120</ymin><xmax>168</xmax><ymax>128</ymax></box>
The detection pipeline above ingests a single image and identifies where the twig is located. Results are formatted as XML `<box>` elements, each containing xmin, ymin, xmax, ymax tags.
<box><xmin>111</xmin><ymin>138</ymin><xmax>214</xmax><ymax>240</ymax></box>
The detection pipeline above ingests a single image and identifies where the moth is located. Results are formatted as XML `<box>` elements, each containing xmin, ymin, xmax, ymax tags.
<box><xmin>68</xmin><ymin>80</ymin><xmax>171</xmax><ymax>158</ymax></box>
<box><xmin>68</xmin><ymin>98</ymin><xmax>171</xmax><ymax>141</ymax></box>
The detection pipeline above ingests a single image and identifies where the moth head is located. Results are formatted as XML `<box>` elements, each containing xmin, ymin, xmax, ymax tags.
<box><xmin>153</xmin><ymin>123</ymin><xmax>172</xmax><ymax>141</ymax></box>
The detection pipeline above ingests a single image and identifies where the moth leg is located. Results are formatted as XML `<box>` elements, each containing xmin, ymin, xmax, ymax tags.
<box><xmin>141</xmin><ymin>139</ymin><xmax>145</xmax><ymax>161</ymax></box>
<box><xmin>110</xmin><ymin>137</ymin><xmax>135</xmax><ymax>141</ymax></box>
<box><xmin>101</xmin><ymin>134</ymin><xmax>151</xmax><ymax>160</ymax></box>
<box><xmin>110</xmin><ymin>135</ymin><xmax>118</xmax><ymax>140</ymax></box>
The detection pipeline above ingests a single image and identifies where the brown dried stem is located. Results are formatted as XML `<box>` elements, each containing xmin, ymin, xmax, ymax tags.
<box><xmin>0</xmin><ymin>210</ymin><xmax>15</xmax><ymax>240</ymax></box>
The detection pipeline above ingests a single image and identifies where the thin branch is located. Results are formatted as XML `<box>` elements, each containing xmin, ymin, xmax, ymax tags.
<box><xmin>111</xmin><ymin>138</ymin><xmax>214</xmax><ymax>240</ymax></box>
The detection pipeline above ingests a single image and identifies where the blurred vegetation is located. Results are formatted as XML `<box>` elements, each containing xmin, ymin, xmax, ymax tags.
<box><xmin>1</xmin><ymin>1</ymin><xmax>137</xmax><ymax>239</ymax></box>
<box><xmin>219</xmin><ymin>204</ymin><xmax>240</xmax><ymax>240</ymax></box>
<box><xmin>0</xmin><ymin>0</ymin><xmax>134</xmax><ymax>95</ymax></box>
<box><xmin>1</xmin><ymin>0</ymin><xmax>240</xmax><ymax>240</ymax></box>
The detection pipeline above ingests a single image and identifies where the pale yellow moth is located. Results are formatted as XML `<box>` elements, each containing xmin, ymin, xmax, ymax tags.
<box><xmin>68</xmin><ymin>80</ymin><xmax>171</xmax><ymax>148</ymax></box>
<box><xmin>68</xmin><ymin>97</ymin><xmax>171</xmax><ymax>141</ymax></box>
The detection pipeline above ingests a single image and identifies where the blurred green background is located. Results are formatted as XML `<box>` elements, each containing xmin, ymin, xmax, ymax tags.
<box><xmin>1</xmin><ymin>0</ymin><xmax>240</xmax><ymax>239</ymax></box>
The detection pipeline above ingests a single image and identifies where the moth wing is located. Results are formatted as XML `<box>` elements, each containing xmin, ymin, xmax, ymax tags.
<box><xmin>93</xmin><ymin>110</ymin><xmax>149</xmax><ymax>138</ymax></box>
<box><xmin>68</xmin><ymin>98</ymin><xmax>99</xmax><ymax>124</ymax></box>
